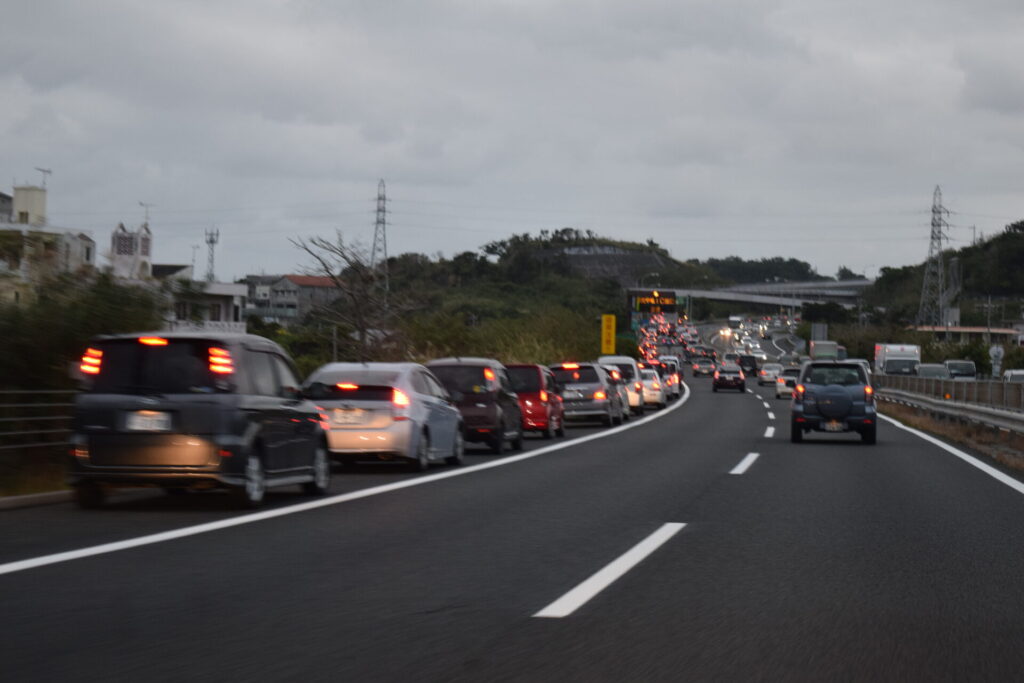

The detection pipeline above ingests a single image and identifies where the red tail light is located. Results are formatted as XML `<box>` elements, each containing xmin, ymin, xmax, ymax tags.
<box><xmin>483</xmin><ymin>367</ymin><xmax>496</xmax><ymax>381</ymax></box>
<box><xmin>392</xmin><ymin>388</ymin><xmax>411</xmax><ymax>421</ymax></box>
<box><xmin>794</xmin><ymin>384</ymin><xmax>805</xmax><ymax>403</ymax></box>
<box><xmin>80</xmin><ymin>347</ymin><xmax>103</xmax><ymax>375</ymax></box>
<box><xmin>692</xmin><ymin>364</ymin><xmax>698</xmax><ymax>370</ymax></box>
<box><xmin>738</xmin><ymin>371</ymin><xmax>745</xmax><ymax>380</ymax></box>
<box><xmin>138</xmin><ymin>336</ymin><xmax>168</xmax><ymax>346</ymax></box>
<box><xmin>652</xmin><ymin>381</ymin><xmax>660</xmax><ymax>389</ymax></box>
<box><xmin>208</xmin><ymin>347</ymin><xmax>235</xmax><ymax>374</ymax></box>
<box><xmin>635</xmin><ymin>382</ymin><xmax>642</xmax><ymax>391</ymax></box>
<box><xmin>713</xmin><ymin>371</ymin><xmax>720</xmax><ymax>379</ymax></box>
<box><xmin>539</xmin><ymin>390</ymin><xmax>549</xmax><ymax>403</ymax></box>
<box><xmin>593</xmin><ymin>390</ymin><xmax>607</xmax><ymax>400</ymax></box>
<box><xmin>864</xmin><ymin>385</ymin><xmax>874</xmax><ymax>405</ymax></box>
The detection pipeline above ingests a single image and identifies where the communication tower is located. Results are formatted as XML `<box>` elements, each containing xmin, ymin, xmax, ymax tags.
<box><xmin>205</xmin><ymin>227</ymin><xmax>219</xmax><ymax>282</ymax></box>
<box><xmin>371</xmin><ymin>179</ymin><xmax>389</xmax><ymax>297</ymax></box>
<box><xmin>917</xmin><ymin>186</ymin><xmax>949</xmax><ymax>326</ymax></box>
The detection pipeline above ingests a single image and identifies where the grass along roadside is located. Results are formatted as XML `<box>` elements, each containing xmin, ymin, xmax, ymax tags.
<box><xmin>879</xmin><ymin>402</ymin><xmax>1024</xmax><ymax>472</ymax></box>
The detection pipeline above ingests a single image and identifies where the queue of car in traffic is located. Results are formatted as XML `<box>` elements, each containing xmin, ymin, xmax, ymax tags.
<box><xmin>68</xmin><ymin>332</ymin><xmax>688</xmax><ymax>510</ymax></box>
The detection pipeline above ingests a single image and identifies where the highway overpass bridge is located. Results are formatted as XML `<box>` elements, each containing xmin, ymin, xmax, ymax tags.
<box><xmin>655</xmin><ymin>279</ymin><xmax>874</xmax><ymax>309</ymax></box>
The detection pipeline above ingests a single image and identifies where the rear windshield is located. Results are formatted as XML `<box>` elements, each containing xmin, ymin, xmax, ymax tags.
<box><xmin>916</xmin><ymin>366</ymin><xmax>950</xmax><ymax>378</ymax></box>
<box><xmin>507</xmin><ymin>366</ymin><xmax>542</xmax><ymax>393</ymax></box>
<box><xmin>304</xmin><ymin>371</ymin><xmax>398</xmax><ymax>401</ymax></box>
<box><xmin>610</xmin><ymin>363</ymin><xmax>636</xmax><ymax>380</ymax></box>
<box><xmin>803</xmin><ymin>364</ymin><xmax>866</xmax><ymax>385</ymax></box>
<box><xmin>884</xmin><ymin>359</ymin><xmax>917</xmax><ymax>374</ymax></box>
<box><xmin>782</xmin><ymin>368</ymin><xmax>801</xmax><ymax>377</ymax></box>
<box><xmin>552</xmin><ymin>366</ymin><xmax>600</xmax><ymax>384</ymax></box>
<box><xmin>85</xmin><ymin>338</ymin><xmax>224</xmax><ymax>394</ymax></box>
<box><xmin>430</xmin><ymin>365</ymin><xmax>492</xmax><ymax>394</ymax></box>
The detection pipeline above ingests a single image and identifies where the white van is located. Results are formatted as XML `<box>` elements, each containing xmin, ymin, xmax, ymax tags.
<box><xmin>598</xmin><ymin>355</ymin><xmax>646</xmax><ymax>415</ymax></box>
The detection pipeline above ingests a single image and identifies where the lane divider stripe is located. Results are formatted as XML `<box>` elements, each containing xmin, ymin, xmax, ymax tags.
<box><xmin>764</xmin><ymin>426</ymin><xmax>775</xmax><ymax>438</ymax></box>
<box><xmin>533</xmin><ymin>522</ymin><xmax>686</xmax><ymax>618</ymax></box>
<box><xmin>0</xmin><ymin>385</ymin><xmax>693</xmax><ymax>578</ymax></box>
<box><xmin>730</xmin><ymin>452</ymin><xmax>760</xmax><ymax>475</ymax></box>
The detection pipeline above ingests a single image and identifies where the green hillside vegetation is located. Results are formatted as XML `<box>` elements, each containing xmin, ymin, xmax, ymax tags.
<box><xmin>864</xmin><ymin>220</ymin><xmax>1024</xmax><ymax>324</ymax></box>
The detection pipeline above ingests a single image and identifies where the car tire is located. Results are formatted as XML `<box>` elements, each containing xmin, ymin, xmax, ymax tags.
<box><xmin>541</xmin><ymin>422</ymin><xmax>554</xmax><ymax>439</ymax></box>
<box><xmin>739</xmin><ymin>384</ymin><xmax>746</xmax><ymax>392</ymax></box>
<box><xmin>555</xmin><ymin>418</ymin><xmax>566</xmax><ymax>438</ymax></box>
<box><xmin>445</xmin><ymin>429</ymin><xmax>465</xmax><ymax>466</ymax></box>
<box><xmin>713</xmin><ymin>385</ymin><xmax>718</xmax><ymax>392</ymax></box>
<box><xmin>790</xmin><ymin>421</ymin><xmax>803</xmax><ymax>444</ymax></box>
<box><xmin>74</xmin><ymin>482</ymin><xmax>105</xmax><ymax>509</ymax></box>
<box><xmin>302</xmin><ymin>443</ymin><xmax>331</xmax><ymax>495</ymax></box>
<box><xmin>232</xmin><ymin>453</ymin><xmax>266</xmax><ymax>508</ymax></box>
<box><xmin>410</xmin><ymin>433</ymin><xmax>430</xmax><ymax>471</ymax></box>
<box><xmin>511</xmin><ymin>424</ymin><xmax>525</xmax><ymax>451</ymax></box>
<box><xmin>489</xmin><ymin>431</ymin><xmax>505</xmax><ymax>455</ymax></box>
<box><xmin>602</xmin><ymin>411</ymin><xmax>613</xmax><ymax>427</ymax></box>
<box><xmin>862</xmin><ymin>426</ymin><xmax>877</xmax><ymax>445</ymax></box>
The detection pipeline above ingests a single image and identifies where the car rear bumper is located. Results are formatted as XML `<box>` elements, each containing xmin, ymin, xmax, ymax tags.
<box><xmin>563</xmin><ymin>400</ymin><xmax>611</xmax><ymax>420</ymax></box>
<box><xmin>793</xmin><ymin>412</ymin><xmax>876</xmax><ymax>432</ymax></box>
<box><xmin>326</xmin><ymin>419</ymin><xmax>415</xmax><ymax>457</ymax></box>
<box><xmin>68</xmin><ymin>461</ymin><xmax>235</xmax><ymax>488</ymax></box>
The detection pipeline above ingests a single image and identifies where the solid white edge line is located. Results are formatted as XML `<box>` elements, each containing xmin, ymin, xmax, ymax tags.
<box><xmin>767</xmin><ymin>411</ymin><xmax>775</xmax><ymax>420</ymax></box>
<box><xmin>730</xmin><ymin>452</ymin><xmax>760</xmax><ymax>475</ymax></box>
<box><xmin>764</xmin><ymin>426</ymin><xmax>775</xmax><ymax>438</ymax></box>
<box><xmin>879</xmin><ymin>414</ymin><xmax>1024</xmax><ymax>497</ymax></box>
<box><xmin>533</xmin><ymin>522</ymin><xmax>686</xmax><ymax>618</ymax></box>
<box><xmin>0</xmin><ymin>384</ymin><xmax>693</xmax><ymax>578</ymax></box>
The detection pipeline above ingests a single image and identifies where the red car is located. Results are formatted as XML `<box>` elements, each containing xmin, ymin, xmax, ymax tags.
<box><xmin>505</xmin><ymin>364</ymin><xmax>565</xmax><ymax>439</ymax></box>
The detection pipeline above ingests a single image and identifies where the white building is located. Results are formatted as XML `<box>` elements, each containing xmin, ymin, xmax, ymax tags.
<box><xmin>110</xmin><ymin>222</ymin><xmax>152</xmax><ymax>279</ymax></box>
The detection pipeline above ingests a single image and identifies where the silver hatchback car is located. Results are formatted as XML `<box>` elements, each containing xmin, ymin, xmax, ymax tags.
<box><xmin>303</xmin><ymin>362</ymin><xmax>464</xmax><ymax>470</ymax></box>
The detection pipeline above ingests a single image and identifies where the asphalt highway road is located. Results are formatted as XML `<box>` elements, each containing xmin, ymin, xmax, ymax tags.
<box><xmin>7</xmin><ymin>378</ymin><xmax>1024</xmax><ymax>680</ymax></box>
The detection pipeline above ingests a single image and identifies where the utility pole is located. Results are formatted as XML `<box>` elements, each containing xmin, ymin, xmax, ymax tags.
<box><xmin>370</xmin><ymin>179</ymin><xmax>389</xmax><ymax>302</ymax></box>
<box><xmin>917</xmin><ymin>185</ymin><xmax>949</xmax><ymax>326</ymax></box>
<box><xmin>205</xmin><ymin>227</ymin><xmax>219</xmax><ymax>282</ymax></box>
<box><xmin>34</xmin><ymin>167</ymin><xmax>52</xmax><ymax>188</ymax></box>
<box><xmin>138</xmin><ymin>201</ymin><xmax>155</xmax><ymax>224</ymax></box>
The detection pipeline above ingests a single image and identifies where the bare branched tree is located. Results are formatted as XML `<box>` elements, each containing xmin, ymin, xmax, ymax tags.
<box><xmin>291</xmin><ymin>232</ymin><xmax>408</xmax><ymax>362</ymax></box>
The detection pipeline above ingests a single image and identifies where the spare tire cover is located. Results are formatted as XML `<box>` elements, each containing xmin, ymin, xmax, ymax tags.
<box><xmin>817</xmin><ymin>385</ymin><xmax>852</xmax><ymax>418</ymax></box>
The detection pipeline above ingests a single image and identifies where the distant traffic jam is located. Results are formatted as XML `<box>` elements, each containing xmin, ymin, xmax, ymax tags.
<box><xmin>67</xmin><ymin>309</ymin><xmax>1011</xmax><ymax>509</ymax></box>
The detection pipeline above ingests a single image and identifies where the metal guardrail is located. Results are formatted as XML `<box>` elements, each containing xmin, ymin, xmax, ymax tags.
<box><xmin>877</xmin><ymin>388</ymin><xmax>1024</xmax><ymax>436</ymax></box>
<box><xmin>0</xmin><ymin>390</ymin><xmax>75</xmax><ymax>453</ymax></box>
<box><xmin>874</xmin><ymin>375</ymin><xmax>1024</xmax><ymax>413</ymax></box>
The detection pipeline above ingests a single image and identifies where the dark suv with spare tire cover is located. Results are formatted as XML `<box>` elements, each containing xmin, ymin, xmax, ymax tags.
<box><xmin>426</xmin><ymin>357</ymin><xmax>523</xmax><ymax>454</ymax></box>
<box><xmin>790</xmin><ymin>361</ymin><xmax>877</xmax><ymax>444</ymax></box>
<box><xmin>70</xmin><ymin>332</ymin><xmax>330</xmax><ymax>509</ymax></box>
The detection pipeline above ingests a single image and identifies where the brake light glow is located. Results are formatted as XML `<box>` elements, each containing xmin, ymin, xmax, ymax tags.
<box><xmin>652</xmin><ymin>381</ymin><xmax>660</xmax><ymax>389</ymax></box>
<box><xmin>539</xmin><ymin>390</ymin><xmax>549</xmax><ymax>403</ymax></box>
<box><xmin>635</xmin><ymin>382</ymin><xmax>642</xmax><ymax>391</ymax></box>
<box><xmin>138</xmin><ymin>337</ymin><xmax>168</xmax><ymax>346</ymax></box>
<box><xmin>392</xmin><ymin>388</ymin><xmax>411</xmax><ymax>421</ymax></box>
<box><xmin>336</xmin><ymin>383</ymin><xmax>359</xmax><ymax>390</ymax></box>
<box><xmin>483</xmin><ymin>368</ymin><xmax>496</xmax><ymax>381</ymax></box>
<box><xmin>562</xmin><ymin>363</ymin><xmax>580</xmax><ymax>369</ymax></box>
<box><xmin>713</xmin><ymin>371</ymin><xmax>720</xmax><ymax>379</ymax></box>
<box><xmin>593</xmin><ymin>390</ymin><xmax>607</xmax><ymax>400</ymax></box>
<box><xmin>80</xmin><ymin>348</ymin><xmax>103</xmax><ymax>375</ymax></box>
<box><xmin>864</xmin><ymin>385</ymin><xmax>874</xmax><ymax>404</ymax></box>
<box><xmin>208</xmin><ymin>347</ymin><xmax>235</xmax><ymax>374</ymax></box>
<box><xmin>794</xmin><ymin>383</ymin><xmax>805</xmax><ymax>402</ymax></box>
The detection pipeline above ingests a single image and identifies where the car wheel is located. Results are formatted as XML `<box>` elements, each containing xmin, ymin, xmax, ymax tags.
<box><xmin>410</xmin><ymin>433</ymin><xmax>430</xmax><ymax>471</ymax></box>
<box><xmin>489</xmin><ymin>431</ymin><xmax>505</xmax><ymax>455</ymax></box>
<box><xmin>511</xmin><ymin>424</ymin><xmax>525</xmax><ymax>451</ymax></box>
<box><xmin>555</xmin><ymin>417</ymin><xmax>566</xmax><ymax>438</ymax></box>
<box><xmin>790</xmin><ymin>421</ymin><xmax>803</xmax><ymax>444</ymax></box>
<box><xmin>541</xmin><ymin>422</ymin><xmax>554</xmax><ymax>439</ymax></box>
<box><xmin>713</xmin><ymin>385</ymin><xmax>718</xmax><ymax>392</ymax></box>
<box><xmin>74</xmin><ymin>482</ymin><xmax>105</xmax><ymax>509</ymax></box>
<box><xmin>862</xmin><ymin>425</ymin><xmax>877</xmax><ymax>445</ymax></box>
<box><xmin>302</xmin><ymin>443</ymin><xmax>331</xmax><ymax>495</ymax></box>
<box><xmin>232</xmin><ymin>453</ymin><xmax>266</xmax><ymax>508</ymax></box>
<box><xmin>602</xmin><ymin>410</ymin><xmax>614</xmax><ymax>427</ymax></box>
<box><xmin>445</xmin><ymin>429</ymin><xmax>465</xmax><ymax>466</ymax></box>
<box><xmin>739</xmin><ymin>384</ymin><xmax>746</xmax><ymax>392</ymax></box>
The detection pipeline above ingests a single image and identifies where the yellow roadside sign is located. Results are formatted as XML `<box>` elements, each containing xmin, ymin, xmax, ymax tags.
<box><xmin>601</xmin><ymin>314</ymin><xmax>616</xmax><ymax>354</ymax></box>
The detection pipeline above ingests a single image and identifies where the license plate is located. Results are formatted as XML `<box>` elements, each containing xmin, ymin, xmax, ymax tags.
<box><xmin>332</xmin><ymin>409</ymin><xmax>364</xmax><ymax>425</ymax></box>
<box><xmin>823</xmin><ymin>420</ymin><xmax>844</xmax><ymax>432</ymax></box>
<box><xmin>126</xmin><ymin>410</ymin><xmax>171</xmax><ymax>431</ymax></box>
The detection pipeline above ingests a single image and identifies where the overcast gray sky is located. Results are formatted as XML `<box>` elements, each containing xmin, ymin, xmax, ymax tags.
<box><xmin>3</xmin><ymin>0</ymin><xmax>1023</xmax><ymax>282</ymax></box>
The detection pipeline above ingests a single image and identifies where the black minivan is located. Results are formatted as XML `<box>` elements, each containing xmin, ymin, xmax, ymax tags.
<box><xmin>70</xmin><ymin>332</ymin><xmax>330</xmax><ymax>509</ymax></box>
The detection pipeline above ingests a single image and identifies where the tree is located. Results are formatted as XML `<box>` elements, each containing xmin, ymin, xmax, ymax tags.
<box><xmin>836</xmin><ymin>265</ymin><xmax>864</xmax><ymax>280</ymax></box>
<box><xmin>291</xmin><ymin>233</ymin><xmax>408</xmax><ymax>362</ymax></box>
